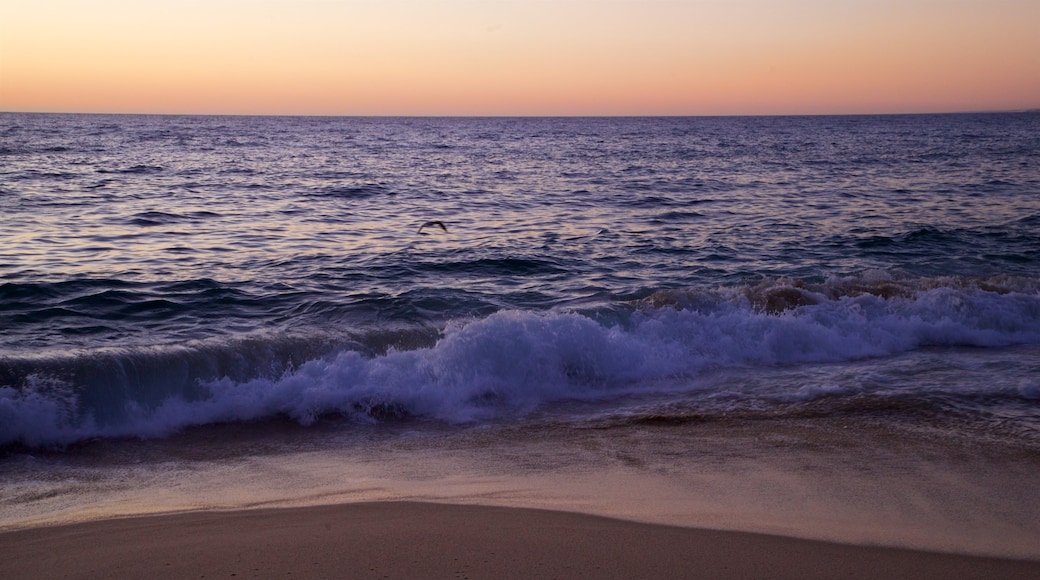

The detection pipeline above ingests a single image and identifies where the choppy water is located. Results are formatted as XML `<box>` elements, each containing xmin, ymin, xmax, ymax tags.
<box><xmin>2</xmin><ymin>112</ymin><xmax>1039</xmax><ymax>449</ymax></box>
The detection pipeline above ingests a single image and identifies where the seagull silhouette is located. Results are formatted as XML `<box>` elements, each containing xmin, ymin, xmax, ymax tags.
<box><xmin>418</xmin><ymin>220</ymin><xmax>448</xmax><ymax>234</ymax></box>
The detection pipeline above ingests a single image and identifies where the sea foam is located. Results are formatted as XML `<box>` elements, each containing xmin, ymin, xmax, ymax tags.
<box><xmin>2</xmin><ymin>283</ymin><xmax>1039</xmax><ymax>448</ymax></box>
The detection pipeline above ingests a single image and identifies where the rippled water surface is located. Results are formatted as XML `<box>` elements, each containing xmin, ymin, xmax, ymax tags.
<box><xmin>1</xmin><ymin>113</ymin><xmax>1039</xmax><ymax>447</ymax></box>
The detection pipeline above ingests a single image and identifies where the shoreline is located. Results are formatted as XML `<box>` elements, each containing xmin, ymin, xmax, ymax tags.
<box><xmin>5</xmin><ymin>412</ymin><xmax>1040</xmax><ymax>561</ymax></box>
<box><xmin>2</xmin><ymin>501</ymin><xmax>1037</xmax><ymax>579</ymax></box>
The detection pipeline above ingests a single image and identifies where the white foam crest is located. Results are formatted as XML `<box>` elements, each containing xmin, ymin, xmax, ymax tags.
<box><xmin>3</xmin><ymin>286</ymin><xmax>1040</xmax><ymax>447</ymax></box>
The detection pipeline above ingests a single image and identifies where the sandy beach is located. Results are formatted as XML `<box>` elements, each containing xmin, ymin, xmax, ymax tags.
<box><xmin>2</xmin><ymin>501</ymin><xmax>1037</xmax><ymax>580</ymax></box>
<box><xmin>4</xmin><ymin>112</ymin><xmax>1040</xmax><ymax>579</ymax></box>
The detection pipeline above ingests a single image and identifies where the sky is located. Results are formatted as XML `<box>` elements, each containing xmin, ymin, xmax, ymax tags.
<box><xmin>1</xmin><ymin>0</ymin><xmax>1038</xmax><ymax>116</ymax></box>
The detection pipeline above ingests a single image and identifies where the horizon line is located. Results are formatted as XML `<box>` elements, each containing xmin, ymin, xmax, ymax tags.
<box><xmin>3</xmin><ymin>108</ymin><xmax>1038</xmax><ymax>119</ymax></box>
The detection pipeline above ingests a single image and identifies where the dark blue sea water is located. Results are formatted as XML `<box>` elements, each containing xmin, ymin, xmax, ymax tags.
<box><xmin>2</xmin><ymin>112</ymin><xmax>1040</xmax><ymax>449</ymax></box>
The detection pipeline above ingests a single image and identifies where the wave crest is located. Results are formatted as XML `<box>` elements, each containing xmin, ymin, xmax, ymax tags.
<box><xmin>3</xmin><ymin>277</ymin><xmax>1039</xmax><ymax>448</ymax></box>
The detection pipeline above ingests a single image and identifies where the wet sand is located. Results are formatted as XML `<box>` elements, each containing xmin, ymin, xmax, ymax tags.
<box><xmin>5</xmin><ymin>413</ymin><xmax>1040</xmax><ymax>566</ymax></box>
<box><xmin>1</xmin><ymin>501</ymin><xmax>1037</xmax><ymax>579</ymax></box>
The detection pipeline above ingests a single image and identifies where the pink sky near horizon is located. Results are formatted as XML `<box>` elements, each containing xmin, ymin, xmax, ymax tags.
<box><xmin>1</xmin><ymin>0</ymin><xmax>1038</xmax><ymax>116</ymax></box>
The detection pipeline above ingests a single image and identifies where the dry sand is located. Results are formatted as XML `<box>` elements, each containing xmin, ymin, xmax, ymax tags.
<box><xmin>1</xmin><ymin>501</ymin><xmax>1037</xmax><ymax>579</ymax></box>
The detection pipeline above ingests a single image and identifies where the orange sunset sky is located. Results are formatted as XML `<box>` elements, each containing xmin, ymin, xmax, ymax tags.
<box><xmin>1</xmin><ymin>0</ymin><xmax>1038</xmax><ymax>116</ymax></box>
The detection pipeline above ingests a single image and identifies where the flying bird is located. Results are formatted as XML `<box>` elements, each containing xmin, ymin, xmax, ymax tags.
<box><xmin>418</xmin><ymin>220</ymin><xmax>448</xmax><ymax>234</ymax></box>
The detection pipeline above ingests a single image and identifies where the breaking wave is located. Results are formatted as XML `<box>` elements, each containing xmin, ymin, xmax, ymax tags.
<box><xmin>2</xmin><ymin>277</ymin><xmax>1039</xmax><ymax>448</ymax></box>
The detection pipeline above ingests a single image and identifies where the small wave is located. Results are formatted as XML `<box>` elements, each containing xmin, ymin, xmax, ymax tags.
<box><xmin>424</xmin><ymin>257</ymin><xmax>567</xmax><ymax>277</ymax></box>
<box><xmin>651</xmin><ymin>210</ymin><xmax>706</xmax><ymax>222</ymax></box>
<box><xmin>0</xmin><ymin>278</ymin><xmax>287</xmax><ymax>350</ymax></box>
<box><xmin>622</xmin><ymin>195</ymin><xmax>682</xmax><ymax>208</ymax></box>
<box><xmin>127</xmin><ymin>211</ymin><xmax>184</xmax><ymax>227</ymax></box>
<box><xmin>97</xmin><ymin>165</ymin><xmax>164</xmax><ymax>175</ymax></box>
<box><xmin>854</xmin><ymin>226</ymin><xmax>958</xmax><ymax>249</ymax></box>
<box><xmin>306</xmin><ymin>183</ymin><xmax>394</xmax><ymax>199</ymax></box>
<box><xmin>0</xmin><ymin>282</ymin><xmax>65</xmax><ymax>304</ymax></box>
<box><xmin>1013</xmin><ymin>214</ymin><xmax>1040</xmax><ymax>227</ymax></box>
<box><xmin>125</xmin><ymin>210</ymin><xmax>220</xmax><ymax>227</ymax></box>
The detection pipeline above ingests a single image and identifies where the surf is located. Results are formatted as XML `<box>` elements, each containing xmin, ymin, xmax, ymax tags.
<box><xmin>4</xmin><ymin>277</ymin><xmax>1039</xmax><ymax>448</ymax></box>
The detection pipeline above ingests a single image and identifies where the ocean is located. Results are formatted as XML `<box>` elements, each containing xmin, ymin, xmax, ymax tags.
<box><xmin>2</xmin><ymin>112</ymin><xmax>1040</xmax><ymax>556</ymax></box>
